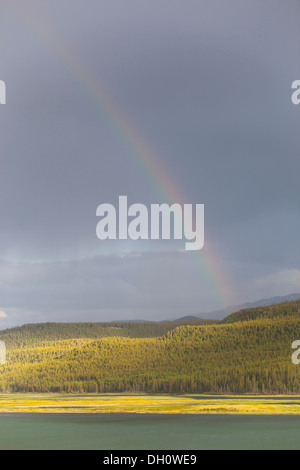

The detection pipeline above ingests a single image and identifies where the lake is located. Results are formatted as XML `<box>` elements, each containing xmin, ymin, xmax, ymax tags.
<box><xmin>0</xmin><ymin>414</ymin><xmax>300</xmax><ymax>450</ymax></box>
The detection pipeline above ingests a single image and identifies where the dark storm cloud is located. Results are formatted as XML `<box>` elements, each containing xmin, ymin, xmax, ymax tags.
<box><xmin>0</xmin><ymin>0</ymin><xmax>299</xmax><ymax>326</ymax></box>
<box><xmin>0</xmin><ymin>252</ymin><xmax>221</xmax><ymax>327</ymax></box>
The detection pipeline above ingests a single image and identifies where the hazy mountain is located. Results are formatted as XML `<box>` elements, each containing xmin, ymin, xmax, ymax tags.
<box><xmin>189</xmin><ymin>293</ymin><xmax>300</xmax><ymax>321</ymax></box>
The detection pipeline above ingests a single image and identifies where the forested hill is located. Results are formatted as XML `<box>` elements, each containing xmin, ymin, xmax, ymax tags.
<box><xmin>1</xmin><ymin>299</ymin><xmax>299</xmax><ymax>347</ymax></box>
<box><xmin>222</xmin><ymin>299</ymin><xmax>300</xmax><ymax>324</ymax></box>
<box><xmin>0</xmin><ymin>318</ymin><xmax>217</xmax><ymax>348</ymax></box>
<box><xmin>0</xmin><ymin>300</ymin><xmax>300</xmax><ymax>394</ymax></box>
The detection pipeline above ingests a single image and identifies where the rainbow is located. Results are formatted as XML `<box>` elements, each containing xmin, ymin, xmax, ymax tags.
<box><xmin>10</xmin><ymin>1</ymin><xmax>236</xmax><ymax>310</ymax></box>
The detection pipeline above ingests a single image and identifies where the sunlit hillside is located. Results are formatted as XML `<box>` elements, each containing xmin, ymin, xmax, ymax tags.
<box><xmin>0</xmin><ymin>301</ymin><xmax>299</xmax><ymax>394</ymax></box>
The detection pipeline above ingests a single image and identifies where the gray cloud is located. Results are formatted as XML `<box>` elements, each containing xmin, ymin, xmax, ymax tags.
<box><xmin>1</xmin><ymin>250</ymin><xmax>298</xmax><ymax>328</ymax></box>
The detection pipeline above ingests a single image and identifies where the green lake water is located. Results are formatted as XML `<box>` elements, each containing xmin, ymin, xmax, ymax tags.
<box><xmin>0</xmin><ymin>414</ymin><xmax>299</xmax><ymax>450</ymax></box>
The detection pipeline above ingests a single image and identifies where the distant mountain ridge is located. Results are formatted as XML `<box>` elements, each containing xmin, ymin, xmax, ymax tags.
<box><xmin>186</xmin><ymin>293</ymin><xmax>300</xmax><ymax>321</ymax></box>
<box><xmin>223</xmin><ymin>298</ymin><xmax>300</xmax><ymax>324</ymax></box>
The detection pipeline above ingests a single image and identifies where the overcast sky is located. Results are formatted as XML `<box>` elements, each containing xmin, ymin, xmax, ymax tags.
<box><xmin>0</xmin><ymin>0</ymin><xmax>299</xmax><ymax>328</ymax></box>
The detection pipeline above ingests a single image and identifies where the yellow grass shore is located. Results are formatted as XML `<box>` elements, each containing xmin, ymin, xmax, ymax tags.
<box><xmin>0</xmin><ymin>394</ymin><xmax>300</xmax><ymax>415</ymax></box>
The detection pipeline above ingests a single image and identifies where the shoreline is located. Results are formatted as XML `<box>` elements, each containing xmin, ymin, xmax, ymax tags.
<box><xmin>1</xmin><ymin>394</ymin><xmax>300</xmax><ymax>415</ymax></box>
